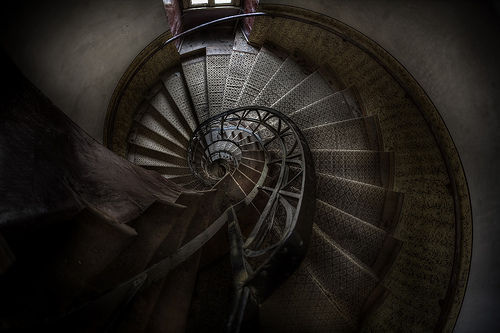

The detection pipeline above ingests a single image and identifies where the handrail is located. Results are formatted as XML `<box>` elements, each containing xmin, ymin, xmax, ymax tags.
<box><xmin>163</xmin><ymin>12</ymin><xmax>269</xmax><ymax>46</ymax></box>
<box><xmin>187</xmin><ymin>106</ymin><xmax>316</xmax><ymax>332</ymax></box>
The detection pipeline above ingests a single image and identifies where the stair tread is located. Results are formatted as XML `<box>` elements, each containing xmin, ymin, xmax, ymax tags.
<box><xmin>142</xmin><ymin>165</ymin><xmax>192</xmax><ymax>177</ymax></box>
<box><xmin>127</xmin><ymin>145</ymin><xmax>187</xmax><ymax>167</ymax></box>
<box><xmin>161</xmin><ymin>71</ymin><xmax>198</xmax><ymax>133</ymax></box>
<box><xmin>288</xmin><ymin>87</ymin><xmax>363</xmax><ymax>128</ymax></box>
<box><xmin>307</xmin><ymin>224</ymin><xmax>379</xmax><ymax>317</ymax></box>
<box><xmin>303</xmin><ymin>115</ymin><xmax>382</xmax><ymax>151</ymax></box>
<box><xmin>221</xmin><ymin>31</ymin><xmax>258</xmax><ymax>111</ymax></box>
<box><xmin>260</xmin><ymin>264</ymin><xmax>355</xmax><ymax>332</ymax></box>
<box><xmin>314</xmin><ymin>199</ymin><xmax>387</xmax><ymax>268</ymax></box>
<box><xmin>135</xmin><ymin>108</ymin><xmax>188</xmax><ymax>148</ymax></box>
<box><xmin>90</xmin><ymin>200</ymin><xmax>187</xmax><ymax>292</ymax></box>
<box><xmin>127</xmin><ymin>151</ymin><xmax>187</xmax><ymax>168</ymax></box>
<box><xmin>149</xmin><ymin>86</ymin><xmax>192</xmax><ymax>140</ymax></box>
<box><xmin>144</xmin><ymin>190</ymin><xmax>216</xmax><ymax>333</ymax></box>
<box><xmin>164</xmin><ymin>174</ymin><xmax>198</xmax><ymax>186</ymax></box>
<box><xmin>236</xmin><ymin>46</ymin><xmax>284</xmax><ymax>107</ymax></box>
<box><xmin>271</xmin><ymin>69</ymin><xmax>336</xmax><ymax>115</ymax></box>
<box><xmin>316</xmin><ymin>173</ymin><xmax>403</xmax><ymax>231</ymax></box>
<box><xmin>253</xmin><ymin>56</ymin><xmax>309</xmax><ymax>107</ymax></box>
<box><xmin>182</xmin><ymin>54</ymin><xmax>210</xmax><ymax>123</ymax></box>
<box><xmin>129</xmin><ymin>127</ymin><xmax>186</xmax><ymax>158</ymax></box>
<box><xmin>114</xmin><ymin>191</ymin><xmax>209</xmax><ymax>333</ymax></box>
<box><xmin>312</xmin><ymin>149</ymin><xmax>394</xmax><ymax>188</ymax></box>
<box><xmin>206</xmin><ymin>47</ymin><xmax>231</xmax><ymax>116</ymax></box>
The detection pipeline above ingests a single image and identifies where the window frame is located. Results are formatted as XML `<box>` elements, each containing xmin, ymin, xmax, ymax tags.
<box><xmin>184</xmin><ymin>0</ymin><xmax>241</xmax><ymax>9</ymax></box>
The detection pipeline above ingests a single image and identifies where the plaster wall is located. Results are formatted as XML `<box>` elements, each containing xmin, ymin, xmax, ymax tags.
<box><xmin>0</xmin><ymin>0</ymin><xmax>169</xmax><ymax>141</ymax></box>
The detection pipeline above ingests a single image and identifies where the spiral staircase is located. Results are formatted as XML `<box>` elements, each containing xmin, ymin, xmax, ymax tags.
<box><xmin>0</xmin><ymin>5</ymin><xmax>472</xmax><ymax>333</ymax></box>
<box><xmin>110</xmin><ymin>27</ymin><xmax>404</xmax><ymax>332</ymax></box>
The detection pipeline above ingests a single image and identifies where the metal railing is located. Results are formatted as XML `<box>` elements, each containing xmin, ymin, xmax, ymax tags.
<box><xmin>188</xmin><ymin>106</ymin><xmax>316</xmax><ymax>332</ymax></box>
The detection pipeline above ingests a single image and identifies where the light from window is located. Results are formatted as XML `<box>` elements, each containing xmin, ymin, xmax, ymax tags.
<box><xmin>214</xmin><ymin>0</ymin><xmax>232</xmax><ymax>4</ymax></box>
<box><xmin>191</xmin><ymin>0</ymin><xmax>209</xmax><ymax>5</ymax></box>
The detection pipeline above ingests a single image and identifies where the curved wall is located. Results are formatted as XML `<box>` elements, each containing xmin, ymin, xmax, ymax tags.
<box><xmin>259</xmin><ymin>1</ymin><xmax>500</xmax><ymax>331</ymax></box>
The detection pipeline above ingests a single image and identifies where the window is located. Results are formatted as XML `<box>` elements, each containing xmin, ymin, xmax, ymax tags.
<box><xmin>187</xmin><ymin>0</ymin><xmax>239</xmax><ymax>8</ymax></box>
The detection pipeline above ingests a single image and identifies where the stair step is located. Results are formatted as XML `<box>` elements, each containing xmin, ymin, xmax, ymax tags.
<box><xmin>316</xmin><ymin>173</ymin><xmax>403</xmax><ymax>232</ymax></box>
<box><xmin>161</xmin><ymin>71</ymin><xmax>198</xmax><ymax>134</ymax></box>
<box><xmin>148</xmin><ymin>85</ymin><xmax>192</xmax><ymax>141</ymax></box>
<box><xmin>222</xmin><ymin>31</ymin><xmax>258</xmax><ymax>111</ymax></box>
<box><xmin>253</xmin><ymin>56</ymin><xmax>310</xmax><ymax>107</ymax></box>
<box><xmin>142</xmin><ymin>165</ymin><xmax>192</xmax><ymax>177</ymax></box>
<box><xmin>182</xmin><ymin>53</ymin><xmax>210</xmax><ymax>123</ymax></box>
<box><xmin>236</xmin><ymin>46</ymin><xmax>285</xmax><ymax>107</ymax></box>
<box><xmin>135</xmin><ymin>106</ymin><xmax>188</xmax><ymax>148</ymax></box>
<box><xmin>314</xmin><ymin>199</ymin><xmax>386</xmax><ymax>268</ymax></box>
<box><xmin>165</xmin><ymin>174</ymin><xmax>198</xmax><ymax>185</ymax></box>
<box><xmin>303</xmin><ymin>116</ymin><xmax>382</xmax><ymax>151</ymax></box>
<box><xmin>182</xmin><ymin>179</ymin><xmax>206</xmax><ymax>190</ymax></box>
<box><xmin>288</xmin><ymin>87</ymin><xmax>363</xmax><ymax>128</ymax></box>
<box><xmin>127</xmin><ymin>145</ymin><xmax>188</xmax><ymax>168</ymax></box>
<box><xmin>232</xmin><ymin>168</ymin><xmax>255</xmax><ymax>195</ymax></box>
<box><xmin>213</xmin><ymin>173</ymin><xmax>246</xmax><ymax>206</ymax></box>
<box><xmin>144</xmin><ymin>190</ymin><xmax>212</xmax><ymax>333</ymax></box>
<box><xmin>271</xmin><ymin>67</ymin><xmax>339</xmax><ymax>115</ymax></box>
<box><xmin>90</xmin><ymin>200</ymin><xmax>187</xmax><ymax>292</ymax></box>
<box><xmin>206</xmin><ymin>47</ymin><xmax>232</xmax><ymax>116</ymax></box>
<box><xmin>128</xmin><ymin>126</ymin><xmax>187</xmax><ymax>158</ymax></box>
<box><xmin>307</xmin><ymin>224</ymin><xmax>379</xmax><ymax>318</ymax></box>
<box><xmin>238</xmin><ymin>162</ymin><xmax>262</xmax><ymax>183</ymax></box>
<box><xmin>260</xmin><ymin>264</ymin><xmax>355</xmax><ymax>333</ymax></box>
<box><xmin>241</xmin><ymin>149</ymin><xmax>265</xmax><ymax>161</ymax></box>
<box><xmin>114</xmin><ymin>192</ymin><xmax>206</xmax><ymax>333</ymax></box>
<box><xmin>312</xmin><ymin>149</ymin><xmax>394</xmax><ymax>188</ymax></box>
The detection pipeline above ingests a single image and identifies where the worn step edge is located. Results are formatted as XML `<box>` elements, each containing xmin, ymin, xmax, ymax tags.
<box><xmin>311</xmin><ymin>149</ymin><xmax>395</xmax><ymax>189</ymax></box>
<box><xmin>317</xmin><ymin>172</ymin><xmax>404</xmax><ymax>233</ymax></box>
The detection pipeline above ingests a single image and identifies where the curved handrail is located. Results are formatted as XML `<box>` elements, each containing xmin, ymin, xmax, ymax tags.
<box><xmin>188</xmin><ymin>106</ymin><xmax>316</xmax><ymax>332</ymax></box>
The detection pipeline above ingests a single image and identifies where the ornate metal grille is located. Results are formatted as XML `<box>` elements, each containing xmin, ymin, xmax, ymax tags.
<box><xmin>187</xmin><ymin>106</ymin><xmax>316</xmax><ymax>332</ymax></box>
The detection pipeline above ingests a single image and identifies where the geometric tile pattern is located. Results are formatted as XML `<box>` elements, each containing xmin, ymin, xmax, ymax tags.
<box><xmin>206</xmin><ymin>51</ymin><xmax>231</xmax><ymax>117</ymax></box>
<box><xmin>162</xmin><ymin>72</ymin><xmax>197</xmax><ymax>133</ymax></box>
<box><xmin>236</xmin><ymin>47</ymin><xmax>284</xmax><ymax>107</ymax></box>
<box><xmin>312</xmin><ymin>149</ymin><xmax>393</xmax><ymax>188</ymax></box>
<box><xmin>314</xmin><ymin>199</ymin><xmax>386</xmax><ymax>268</ymax></box>
<box><xmin>137</xmin><ymin>108</ymin><xmax>188</xmax><ymax>148</ymax></box>
<box><xmin>253</xmin><ymin>57</ymin><xmax>308</xmax><ymax>107</ymax></box>
<box><xmin>182</xmin><ymin>55</ymin><xmax>209</xmax><ymax>123</ymax></box>
<box><xmin>260</xmin><ymin>264</ymin><xmax>355</xmax><ymax>333</ymax></box>
<box><xmin>221</xmin><ymin>51</ymin><xmax>256</xmax><ymax>111</ymax></box>
<box><xmin>316</xmin><ymin>173</ymin><xmax>395</xmax><ymax>228</ymax></box>
<box><xmin>128</xmin><ymin>127</ymin><xmax>186</xmax><ymax>159</ymax></box>
<box><xmin>288</xmin><ymin>87</ymin><xmax>361</xmax><ymax>128</ymax></box>
<box><xmin>271</xmin><ymin>70</ymin><xmax>335</xmax><ymax>115</ymax></box>
<box><xmin>307</xmin><ymin>225</ymin><xmax>379</xmax><ymax>318</ymax></box>
<box><xmin>303</xmin><ymin>116</ymin><xmax>381</xmax><ymax>151</ymax></box>
<box><xmin>149</xmin><ymin>90</ymin><xmax>190</xmax><ymax>141</ymax></box>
